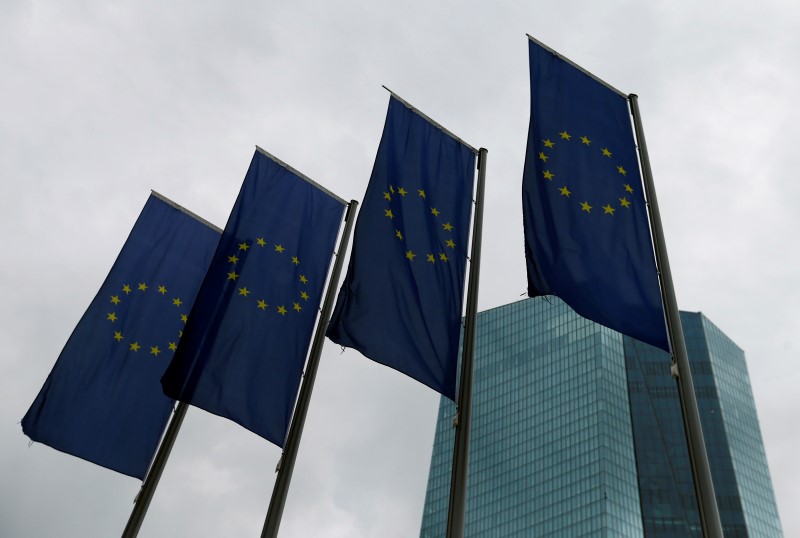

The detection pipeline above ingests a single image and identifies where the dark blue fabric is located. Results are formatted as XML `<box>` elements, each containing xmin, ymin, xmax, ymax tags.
<box><xmin>162</xmin><ymin>149</ymin><xmax>345</xmax><ymax>447</ymax></box>
<box><xmin>523</xmin><ymin>40</ymin><xmax>668</xmax><ymax>351</ymax></box>
<box><xmin>327</xmin><ymin>97</ymin><xmax>476</xmax><ymax>400</ymax></box>
<box><xmin>22</xmin><ymin>195</ymin><xmax>220</xmax><ymax>479</ymax></box>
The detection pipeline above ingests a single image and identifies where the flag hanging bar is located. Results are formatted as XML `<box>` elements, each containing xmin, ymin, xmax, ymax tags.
<box><xmin>255</xmin><ymin>146</ymin><xmax>348</xmax><ymax>206</ymax></box>
<box><xmin>121</xmin><ymin>401</ymin><xmax>189</xmax><ymax>538</ymax></box>
<box><xmin>261</xmin><ymin>199</ymin><xmax>359</xmax><ymax>538</ymax></box>
<box><xmin>526</xmin><ymin>35</ymin><xmax>627</xmax><ymax>99</ymax></box>
<box><xmin>150</xmin><ymin>190</ymin><xmax>224</xmax><ymax>234</ymax></box>
<box><xmin>629</xmin><ymin>94</ymin><xmax>723</xmax><ymax>538</ymax></box>
<box><xmin>381</xmin><ymin>86</ymin><xmax>480</xmax><ymax>155</ymax></box>
<box><xmin>445</xmin><ymin>148</ymin><xmax>488</xmax><ymax>538</ymax></box>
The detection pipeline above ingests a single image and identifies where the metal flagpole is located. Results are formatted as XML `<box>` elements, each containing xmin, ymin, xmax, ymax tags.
<box><xmin>445</xmin><ymin>148</ymin><xmax>488</xmax><ymax>538</ymax></box>
<box><xmin>261</xmin><ymin>199</ymin><xmax>359</xmax><ymax>538</ymax></box>
<box><xmin>121</xmin><ymin>401</ymin><xmax>189</xmax><ymax>538</ymax></box>
<box><xmin>629</xmin><ymin>94</ymin><xmax>724</xmax><ymax>538</ymax></box>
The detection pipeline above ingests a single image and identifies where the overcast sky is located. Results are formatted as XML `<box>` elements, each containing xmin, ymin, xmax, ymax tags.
<box><xmin>2</xmin><ymin>1</ymin><xmax>798</xmax><ymax>536</ymax></box>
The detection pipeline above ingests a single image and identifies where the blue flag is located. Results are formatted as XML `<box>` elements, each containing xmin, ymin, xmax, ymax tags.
<box><xmin>327</xmin><ymin>97</ymin><xmax>477</xmax><ymax>400</ymax></box>
<box><xmin>22</xmin><ymin>194</ymin><xmax>220</xmax><ymax>479</ymax></box>
<box><xmin>522</xmin><ymin>38</ymin><xmax>668</xmax><ymax>351</ymax></box>
<box><xmin>161</xmin><ymin>148</ymin><xmax>346</xmax><ymax>447</ymax></box>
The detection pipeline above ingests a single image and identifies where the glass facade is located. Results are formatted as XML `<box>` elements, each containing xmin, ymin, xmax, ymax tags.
<box><xmin>419</xmin><ymin>298</ymin><xmax>782</xmax><ymax>537</ymax></box>
<box><xmin>420</xmin><ymin>298</ymin><xmax>643</xmax><ymax>537</ymax></box>
<box><xmin>624</xmin><ymin>312</ymin><xmax>783</xmax><ymax>537</ymax></box>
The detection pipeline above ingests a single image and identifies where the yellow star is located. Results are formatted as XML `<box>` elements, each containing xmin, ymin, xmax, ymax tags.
<box><xmin>439</xmin><ymin>253</ymin><xmax>449</xmax><ymax>262</ymax></box>
<box><xmin>603</xmin><ymin>204</ymin><xmax>616</xmax><ymax>215</ymax></box>
<box><xmin>543</xmin><ymin>139</ymin><xmax>555</xmax><ymax>148</ymax></box>
<box><xmin>617</xmin><ymin>166</ymin><xmax>627</xmax><ymax>176</ymax></box>
<box><xmin>238</xmin><ymin>287</ymin><xmax>250</xmax><ymax>297</ymax></box>
<box><xmin>138</xmin><ymin>282</ymin><xmax>148</xmax><ymax>292</ymax></box>
<box><xmin>543</xmin><ymin>170</ymin><xmax>555</xmax><ymax>181</ymax></box>
<box><xmin>291</xmin><ymin>256</ymin><xmax>300</xmax><ymax>265</ymax></box>
<box><xmin>300</xmin><ymin>291</ymin><xmax>310</xmax><ymax>301</ymax></box>
<box><xmin>239</xmin><ymin>242</ymin><xmax>249</xmax><ymax>251</ymax></box>
<box><xmin>383</xmin><ymin>191</ymin><xmax>392</xmax><ymax>201</ymax></box>
<box><xmin>228</xmin><ymin>254</ymin><xmax>239</xmax><ymax>264</ymax></box>
<box><xmin>602</xmin><ymin>148</ymin><xmax>612</xmax><ymax>157</ymax></box>
<box><xmin>395</xmin><ymin>229</ymin><xmax>403</xmax><ymax>240</ymax></box>
<box><xmin>275</xmin><ymin>244</ymin><xmax>285</xmax><ymax>253</ymax></box>
<box><xmin>426</xmin><ymin>254</ymin><xmax>436</xmax><ymax>263</ymax></box>
<box><xmin>385</xmin><ymin>209</ymin><xmax>394</xmax><ymax>219</ymax></box>
<box><xmin>227</xmin><ymin>270</ymin><xmax>239</xmax><ymax>281</ymax></box>
<box><xmin>157</xmin><ymin>285</ymin><xmax>167</xmax><ymax>295</ymax></box>
<box><xmin>538</xmin><ymin>151</ymin><xmax>548</xmax><ymax>162</ymax></box>
<box><xmin>172</xmin><ymin>298</ymin><xmax>182</xmax><ymax>307</ymax></box>
<box><xmin>110</xmin><ymin>295</ymin><xmax>121</xmax><ymax>305</ymax></box>
<box><xmin>446</xmin><ymin>239</ymin><xmax>456</xmax><ymax>249</ymax></box>
<box><xmin>277</xmin><ymin>305</ymin><xmax>288</xmax><ymax>316</ymax></box>
<box><xmin>169</xmin><ymin>342</ymin><xmax>178</xmax><ymax>351</ymax></box>
<box><xmin>180</xmin><ymin>314</ymin><xmax>188</xmax><ymax>323</ymax></box>
<box><xmin>389</xmin><ymin>185</ymin><xmax>395</xmax><ymax>193</ymax></box>
<box><xmin>179</xmin><ymin>330</ymin><xmax>183</xmax><ymax>337</ymax></box>
<box><xmin>431</xmin><ymin>208</ymin><xmax>440</xmax><ymax>217</ymax></box>
<box><xmin>129</xmin><ymin>342</ymin><xmax>140</xmax><ymax>352</ymax></box>
<box><xmin>581</xmin><ymin>136</ymin><xmax>591</xmax><ymax>145</ymax></box>
<box><xmin>293</xmin><ymin>302</ymin><xmax>302</xmax><ymax>312</ymax></box>
<box><xmin>619</xmin><ymin>197</ymin><xmax>631</xmax><ymax>208</ymax></box>
<box><xmin>397</xmin><ymin>187</ymin><xmax>408</xmax><ymax>196</ymax></box>
<box><xmin>442</xmin><ymin>222</ymin><xmax>454</xmax><ymax>232</ymax></box>
<box><xmin>418</xmin><ymin>189</ymin><xmax>426</xmax><ymax>199</ymax></box>
<box><xmin>150</xmin><ymin>346</ymin><xmax>161</xmax><ymax>357</ymax></box>
<box><xmin>624</xmin><ymin>184</ymin><xmax>634</xmax><ymax>193</ymax></box>
<box><xmin>406</xmin><ymin>250</ymin><xmax>416</xmax><ymax>261</ymax></box>
<box><xmin>257</xmin><ymin>299</ymin><xmax>268</xmax><ymax>310</ymax></box>
<box><xmin>580</xmin><ymin>201</ymin><xmax>592</xmax><ymax>213</ymax></box>
<box><xmin>113</xmin><ymin>331</ymin><xmax>123</xmax><ymax>342</ymax></box>
<box><xmin>559</xmin><ymin>131</ymin><xmax>571</xmax><ymax>140</ymax></box>
<box><xmin>122</xmin><ymin>284</ymin><xmax>132</xmax><ymax>294</ymax></box>
<box><xmin>559</xmin><ymin>186</ymin><xmax>572</xmax><ymax>197</ymax></box>
<box><xmin>257</xmin><ymin>237</ymin><xmax>267</xmax><ymax>247</ymax></box>
<box><xmin>299</xmin><ymin>275</ymin><xmax>308</xmax><ymax>284</ymax></box>
<box><xmin>107</xmin><ymin>312</ymin><xmax>117</xmax><ymax>322</ymax></box>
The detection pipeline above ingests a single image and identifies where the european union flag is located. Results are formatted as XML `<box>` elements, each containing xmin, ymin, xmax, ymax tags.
<box><xmin>22</xmin><ymin>193</ymin><xmax>220</xmax><ymax>479</ymax></box>
<box><xmin>327</xmin><ymin>96</ymin><xmax>477</xmax><ymax>400</ymax></box>
<box><xmin>523</xmin><ymin>38</ymin><xmax>668</xmax><ymax>351</ymax></box>
<box><xmin>161</xmin><ymin>148</ymin><xmax>346</xmax><ymax>447</ymax></box>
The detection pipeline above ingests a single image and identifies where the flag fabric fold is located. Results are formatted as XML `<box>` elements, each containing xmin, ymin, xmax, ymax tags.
<box><xmin>522</xmin><ymin>38</ymin><xmax>669</xmax><ymax>351</ymax></box>
<box><xmin>161</xmin><ymin>148</ymin><xmax>345</xmax><ymax>447</ymax></box>
<box><xmin>326</xmin><ymin>96</ymin><xmax>477</xmax><ymax>400</ymax></box>
<box><xmin>22</xmin><ymin>194</ymin><xmax>220</xmax><ymax>479</ymax></box>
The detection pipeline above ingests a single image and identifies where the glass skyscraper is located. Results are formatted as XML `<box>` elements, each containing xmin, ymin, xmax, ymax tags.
<box><xmin>419</xmin><ymin>298</ymin><xmax>782</xmax><ymax>537</ymax></box>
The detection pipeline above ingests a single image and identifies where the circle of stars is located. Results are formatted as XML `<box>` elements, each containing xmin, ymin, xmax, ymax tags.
<box><xmin>537</xmin><ymin>130</ymin><xmax>636</xmax><ymax>216</ymax></box>
<box><xmin>107</xmin><ymin>281</ymin><xmax>188</xmax><ymax>358</ymax></box>
<box><xmin>227</xmin><ymin>237</ymin><xmax>311</xmax><ymax>317</ymax></box>
<box><xmin>383</xmin><ymin>184</ymin><xmax>459</xmax><ymax>265</ymax></box>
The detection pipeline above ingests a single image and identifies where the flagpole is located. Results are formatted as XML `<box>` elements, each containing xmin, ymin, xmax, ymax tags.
<box><xmin>445</xmin><ymin>148</ymin><xmax>487</xmax><ymax>538</ymax></box>
<box><xmin>261</xmin><ymin>199</ymin><xmax>359</xmax><ymax>538</ymax></box>
<box><xmin>629</xmin><ymin>95</ymin><xmax>723</xmax><ymax>538</ymax></box>
<box><xmin>121</xmin><ymin>401</ymin><xmax>189</xmax><ymax>538</ymax></box>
